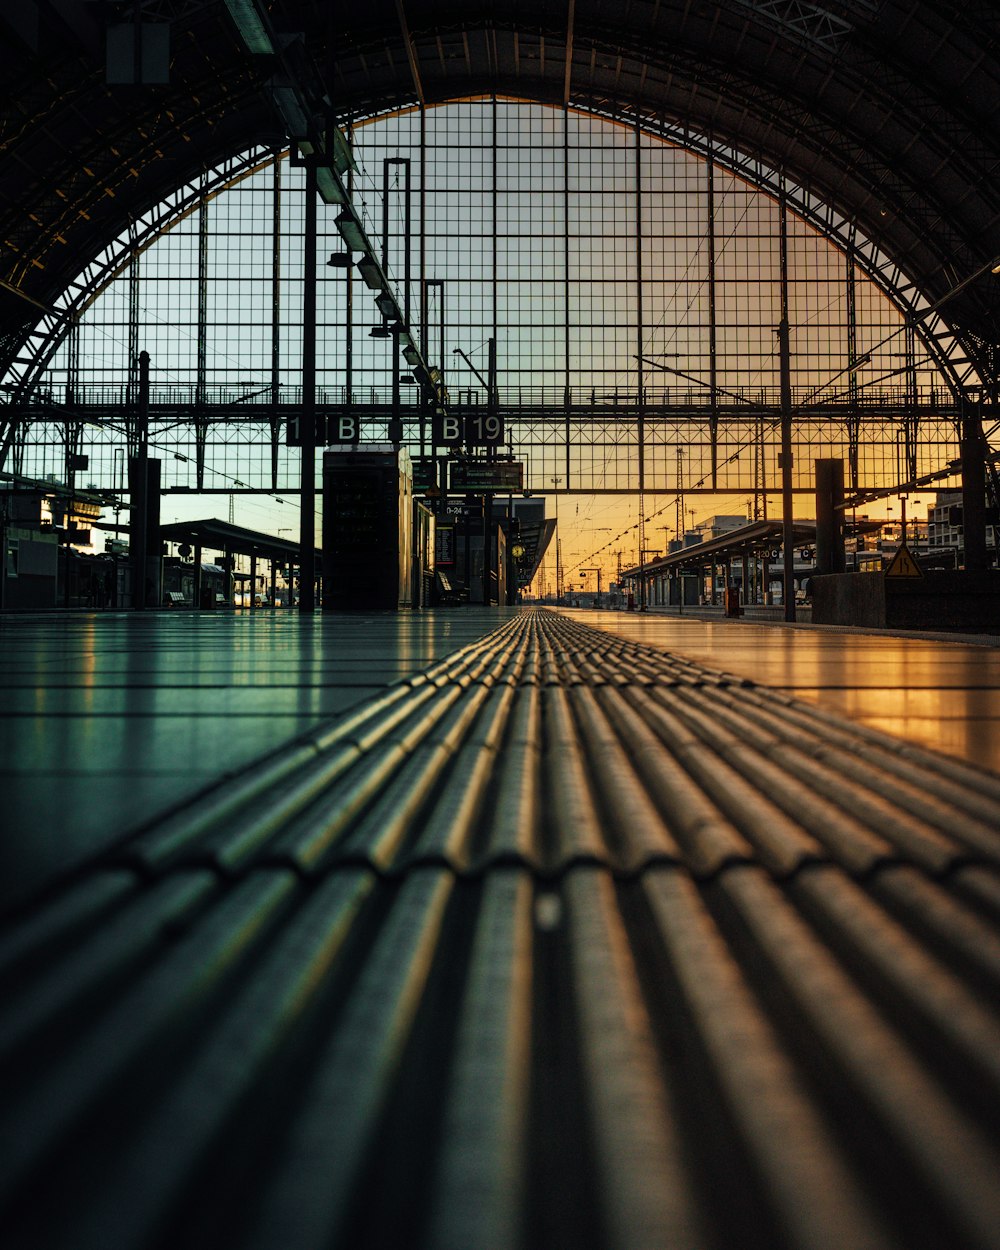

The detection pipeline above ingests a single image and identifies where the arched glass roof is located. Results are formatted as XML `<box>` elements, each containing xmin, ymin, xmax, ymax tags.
<box><xmin>7</xmin><ymin>99</ymin><xmax>961</xmax><ymax>572</ymax></box>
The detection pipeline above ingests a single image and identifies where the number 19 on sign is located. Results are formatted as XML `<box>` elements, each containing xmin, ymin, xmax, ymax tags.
<box><xmin>465</xmin><ymin>414</ymin><xmax>504</xmax><ymax>446</ymax></box>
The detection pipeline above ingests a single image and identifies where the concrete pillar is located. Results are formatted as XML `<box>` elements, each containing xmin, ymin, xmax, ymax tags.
<box><xmin>961</xmin><ymin>400</ymin><xmax>989</xmax><ymax>571</ymax></box>
<box><xmin>193</xmin><ymin>542</ymin><xmax>202</xmax><ymax>608</ymax></box>
<box><xmin>815</xmin><ymin>458</ymin><xmax>846</xmax><ymax>574</ymax></box>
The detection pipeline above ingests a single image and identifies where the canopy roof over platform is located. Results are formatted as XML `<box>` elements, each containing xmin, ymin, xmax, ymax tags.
<box><xmin>624</xmin><ymin>519</ymin><xmax>820</xmax><ymax>578</ymax></box>
<box><xmin>159</xmin><ymin>518</ymin><xmax>318</xmax><ymax>563</ymax></box>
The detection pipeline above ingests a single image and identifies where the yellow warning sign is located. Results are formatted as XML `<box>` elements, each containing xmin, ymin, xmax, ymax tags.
<box><xmin>884</xmin><ymin>544</ymin><xmax>924</xmax><ymax>578</ymax></box>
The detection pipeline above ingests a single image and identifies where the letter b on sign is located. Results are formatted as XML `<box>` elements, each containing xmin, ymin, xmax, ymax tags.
<box><xmin>433</xmin><ymin>414</ymin><xmax>462</xmax><ymax>446</ymax></box>
<box><xmin>332</xmin><ymin>414</ymin><xmax>359</xmax><ymax>444</ymax></box>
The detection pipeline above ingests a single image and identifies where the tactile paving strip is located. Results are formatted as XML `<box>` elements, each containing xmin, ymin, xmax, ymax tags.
<box><xmin>2</xmin><ymin>609</ymin><xmax>999</xmax><ymax>1250</ymax></box>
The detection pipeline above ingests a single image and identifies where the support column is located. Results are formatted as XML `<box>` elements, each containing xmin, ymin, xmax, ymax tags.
<box><xmin>564</xmin><ymin>104</ymin><xmax>572</xmax><ymax>480</ymax></box>
<box><xmin>193</xmin><ymin>541</ymin><xmax>203</xmax><ymax>608</ymax></box>
<box><xmin>127</xmin><ymin>233</ymin><xmax>140</xmax><ymax>452</ymax></box>
<box><xmin>250</xmin><ymin>554</ymin><xmax>257</xmax><ymax>610</ymax></box>
<box><xmin>195</xmin><ymin>178</ymin><xmax>210</xmax><ymax>490</ymax></box>
<box><xmin>961</xmin><ymin>397</ymin><xmax>989</xmax><ymax>571</ymax></box>
<box><xmin>778</xmin><ymin>193</ymin><xmax>796</xmax><ymax>622</ymax></box>
<box><xmin>270</xmin><ymin>150</ymin><xmax>282</xmax><ymax>489</ymax></box>
<box><xmin>484</xmin><ymin>336</ymin><xmax>497</xmax><ymax>603</ymax></box>
<box><xmin>846</xmin><ymin>245</ymin><xmax>860</xmax><ymax>491</ymax></box>
<box><xmin>299</xmin><ymin>160</ymin><xmax>318</xmax><ymax>613</ymax></box>
<box><xmin>707</xmin><ymin>150</ymin><xmax>719</xmax><ymax>487</ymax></box>
<box><xmin>815</xmin><ymin>458</ymin><xmax>846</xmax><ymax>575</ymax></box>
<box><xmin>635</xmin><ymin>117</ymin><xmax>646</xmax><ymax>611</ymax></box>
<box><xmin>129</xmin><ymin>350</ymin><xmax>150</xmax><ymax>609</ymax></box>
<box><xmin>418</xmin><ymin>111</ymin><xmax>425</xmax><ymax>458</ymax></box>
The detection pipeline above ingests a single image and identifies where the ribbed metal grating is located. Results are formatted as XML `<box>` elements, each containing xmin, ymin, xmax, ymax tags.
<box><xmin>2</xmin><ymin>608</ymin><xmax>1000</xmax><ymax>1250</ymax></box>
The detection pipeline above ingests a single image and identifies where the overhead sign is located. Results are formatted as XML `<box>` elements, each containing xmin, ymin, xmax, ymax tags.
<box><xmin>287</xmin><ymin>414</ymin><xmax>360</xmax><ymax>445</ymax></box>
<box><xmin>432</xmin><ymin>412</ymin><xmax>464</xmax><ymax>446</ymax></box>
<box><xmin>435</xmin><ymin>524</ymin><xmax>455</xmax><ymax>566</ymax></box>
<box><xmin>449</xmin><ymin>461</ymin><xmax>524</xmax><ymax>492</ymax></box>
<box><xmin>444</xmin><ymin>498</ymin><xmax>483</xmax><ymax>519</ymax></box>
<box><xmin>884</xmin><ymin>544</ymin><xmax>923</xmax><ymax>578</ymax></box>
<box><xmin>286</xmin><ymin>415</ymin><xmax>323</xmax><ymax>446</ymax></box>
<box><xmin>411</xmin><ymin>456</ymin><xmax>437</xmax><ymax>492</ymax></box>
<box><xmin>430</xmin><ymin>412</ymin><xmax>506</xmax><ymax>447</ymax></box>
<box><xmin>464</xmin><ymin>413</ymin><xmax>505</xmax><ymax>446</ymax></box>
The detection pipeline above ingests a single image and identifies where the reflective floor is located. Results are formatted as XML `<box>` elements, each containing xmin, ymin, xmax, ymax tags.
<box><xmin>0</xmin><ymin>608</ymin><xmax>520</xmax><ymax>908</ymax></box>
<box><xmin>3</xmin><ymin>604</ymin><xmax>1000</xmax><ymax>913</ymax></box>
<box><xmin>574</xmin><ymin>608</ymin><xmax>1000</xmax><ymax>772</ymax></box>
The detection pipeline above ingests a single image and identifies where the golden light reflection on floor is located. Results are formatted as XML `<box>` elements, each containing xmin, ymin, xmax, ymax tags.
<box><xmin>571</xmin><ymin>609</ymin><xmax>1000</xmax><ymax>772</ymax></box>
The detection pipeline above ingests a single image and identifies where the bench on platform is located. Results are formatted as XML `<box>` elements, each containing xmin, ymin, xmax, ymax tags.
<box><xmin>435</xmin><ymin>570</ymin><xmax>466</xmax><ymax>605</ymax></box>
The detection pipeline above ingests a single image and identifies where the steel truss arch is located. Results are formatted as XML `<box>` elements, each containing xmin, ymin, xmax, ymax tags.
<box><xmin>7</xmin><ymin>102</ymin><xmax>974</xmax><ymax>398</ymax></box>
<box><xmin>576</xmin><ymin>102</ymin><xmax>976</xmax><ymax>398</ymax></box>
<box><xmin>0</xmin><ymin>144</ymin><xmax>280</xmax><ymax>465</ymax></box>
<box><xmin>1</xmin><ymin>99</ymin><xmax>974</xmax><ymax>478</ymax></box>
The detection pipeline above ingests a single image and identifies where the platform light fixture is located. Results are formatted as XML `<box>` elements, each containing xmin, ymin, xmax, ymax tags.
<box><xmin>315</xmin><ymin>165</ymin><xmax>347</xmax><ymax>205</ymax></box>
<box><xmin>402</xmin><ymin>344</ymin><xmax>420</xmax><ymax>366</ymax></box>
<box><xmin>356</xmin><ymin>255</ymin><xmax>384</xmax><ymax>290</ymax></box>
<box><xmin>375</xmin><ymin>291</ymin><xmax>397</xmax><ymax>320</ymax></box>
<box><xmin>269</xmin><ymin>85</ymin><xmax>310</xmax><ymax>139</ymax></box>
<box><xmin>334</xmin><ymin>211</ymin><xmax>368</xmax><ymax>253</ymax></box>
<box><xmin>326</xmin><ymin>252</ymin><xmax>350</xmax><ymax>268</ymax></box>
<box><xmin>330</xmin><ymin>127</ymin><xmax>357</xmax><ymax>175</ymax></box>
<box><xmin>223</xmin><ymin>0</ymin><xmax>274</xmax><ymax>54</ymax></box>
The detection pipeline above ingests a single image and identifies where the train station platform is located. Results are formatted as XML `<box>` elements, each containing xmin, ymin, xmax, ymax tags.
<box><xmin>1</xmin><ymin>607</ymin><xmax>1000</xmax><ymax>1250</ymax></box>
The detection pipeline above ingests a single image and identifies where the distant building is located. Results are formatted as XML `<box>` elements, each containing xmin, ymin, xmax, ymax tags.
<box><xmin>925</xmin><ymin>490</ymin><xmax>995</xmax><ymax>567</ymax></box>
<box><xmin>692</xmin><ymin>515</ymin><xmax>747</xmax><ymax>542</ymax></box>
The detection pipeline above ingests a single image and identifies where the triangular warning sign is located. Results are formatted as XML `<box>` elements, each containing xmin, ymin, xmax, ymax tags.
<box><xmin>884</xmin><ymin>543</ymin><xmax>924</xmax><ymax>578</ymax></box>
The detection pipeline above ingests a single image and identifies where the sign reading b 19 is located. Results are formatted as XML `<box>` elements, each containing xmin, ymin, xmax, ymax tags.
<box><xmin>432</xmin><ymin>412</ymin><xmax>505</xmax><ymax>447</ymax></box>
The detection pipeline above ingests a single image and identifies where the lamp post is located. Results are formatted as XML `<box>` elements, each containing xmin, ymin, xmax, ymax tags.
<box><xmin>550</xmin><ymin>477</ymin><xmax>562</xmax><ymax>601</ymax></box>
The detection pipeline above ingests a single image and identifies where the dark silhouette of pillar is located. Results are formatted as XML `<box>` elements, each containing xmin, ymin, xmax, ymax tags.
<box><xmin>815</xmin><ymin>458</ymin><xmax>846</xmax><ymax>575</ymax></box>
<box><xmin>961</xmin><ymin>399</ymin><xmax>989</xmax><ymax>572</ymax></box>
